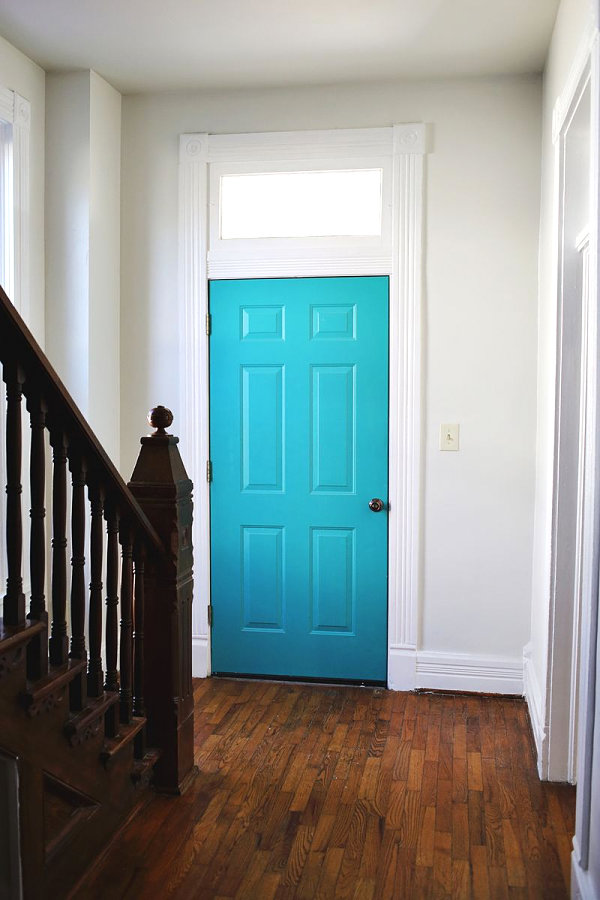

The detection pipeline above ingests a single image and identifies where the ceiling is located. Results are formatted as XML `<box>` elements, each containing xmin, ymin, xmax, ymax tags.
<box><xmin>0</xmin><ymin>0</ymin><xmax>560</xmax><ymax>94</ymax></box>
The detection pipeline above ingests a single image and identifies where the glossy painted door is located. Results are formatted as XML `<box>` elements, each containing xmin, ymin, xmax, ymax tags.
<box><xmin>209</xmin><ymin>277</ymin><xmax>388</xmax><ymax>682</ymax></box>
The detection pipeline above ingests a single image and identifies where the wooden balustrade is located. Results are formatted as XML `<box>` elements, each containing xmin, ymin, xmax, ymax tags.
<box><xmin>0</xmin><ymin>282</ymin><xmax>196</xmax><ymax>893</ymax></box>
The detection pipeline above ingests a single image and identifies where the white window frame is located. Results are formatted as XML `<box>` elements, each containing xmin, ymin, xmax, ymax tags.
<box><xmin>0</xmin><ymin>85</ymin><xmax>31</xmax><ymax>320</ymax></box>
<box><xmin>210</xmin><ymin>159</ymin><xmax>392</xmax><ymax>254</ymax></box>
<box><xmin>179</xmin><ymin>125</ymin><xmax>427</xmax><ymax>688</ymax></box>
<box><xmin>0</xmin><ymin>85</ymin><xmax>31</xmax><ymax>604</ymax></box>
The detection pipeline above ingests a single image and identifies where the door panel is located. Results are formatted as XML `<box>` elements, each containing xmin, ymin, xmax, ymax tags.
<box><xmin>209</xmin><ymin>276</ymin><xmax>389</xmax><ymax>682</ymax></box>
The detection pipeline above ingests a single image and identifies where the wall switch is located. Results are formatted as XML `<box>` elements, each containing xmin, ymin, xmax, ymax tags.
<box><xmin>440</xmin><ymin>423</ymin><xmax>459</xmax><ymax>451</ymax></box>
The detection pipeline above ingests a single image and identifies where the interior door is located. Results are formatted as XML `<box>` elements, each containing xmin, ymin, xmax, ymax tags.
<box><xmin>209</xmin><ymin>276</ymin><xmax>389</xmax><ymax>682</ymax></box>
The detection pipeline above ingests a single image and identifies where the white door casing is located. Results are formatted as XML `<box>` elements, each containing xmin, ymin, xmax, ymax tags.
<box><xmin>178</xmin><ymin>125</ymin><xmax>426</xmax><ymax>687</ymax></box>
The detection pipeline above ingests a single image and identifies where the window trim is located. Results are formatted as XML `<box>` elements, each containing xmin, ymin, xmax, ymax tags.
<box><xmin>210</xmin><ymin>159</ymin><xmax>391</xmax><ymax>251</ymax></box>
<box><xmin>0</xmin><ymin>84</ymin><xmax>31</xmax><ymax>320</ymax></box>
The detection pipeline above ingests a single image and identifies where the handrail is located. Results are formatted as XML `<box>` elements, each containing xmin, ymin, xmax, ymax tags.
<box><xmin>0</xmin><ymin>284</ymin><xmax>163</xmax><ymax>554</ymax></box>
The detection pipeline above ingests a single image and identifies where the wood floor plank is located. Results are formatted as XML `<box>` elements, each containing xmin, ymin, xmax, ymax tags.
<box><xmin>77</xmin><ymin>680</ymin><xmax>575</xmax><ymax>900</ymax></box>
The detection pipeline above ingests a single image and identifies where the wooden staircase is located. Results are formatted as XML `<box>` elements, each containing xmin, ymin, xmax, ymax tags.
<box><xmin>0</xmin><ymin>284</ymin><xmax>196</xmax><ymax>898</ymax></box>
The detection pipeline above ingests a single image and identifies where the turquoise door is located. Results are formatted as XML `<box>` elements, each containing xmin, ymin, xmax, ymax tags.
<box><xmin>209</xmin><ymin>276</ymin><xmax>388</xmax><ymax>682</ymax></box>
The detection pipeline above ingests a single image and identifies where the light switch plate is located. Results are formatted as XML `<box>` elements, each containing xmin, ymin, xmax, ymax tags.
<box><xmin>440</xmin><ymin>423</ymin><xmax>459</xmax><ymax>451</ymax></box>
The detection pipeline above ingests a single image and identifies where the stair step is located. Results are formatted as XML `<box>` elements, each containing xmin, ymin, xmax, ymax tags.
<box><xmin>0</xmin><ymin>618</ymin><xmax>46</xmax><ymax>682</ymax></box>
<box><xmin>131</xmin><ymin>748</ymin><xmax>161</xmax><ymax>788</ymax></box>
<box><xmin>100</xmin><ymin>716</ymin><xmax>147</xmax><ymax>767</ymax></box>
<box><xmin>0</xmin><ymin>617</ymin><xmax>46</xmax><ymax>653</ymax></box>
<box><xmin>64</xmin><ymin>692</ymin><xmax>119</xmax><ymax>747</ymax></box>
<box><xmin>20</xmin><ymin>659</ymin><xmax>87</xmax><ymax>717</ymax></box>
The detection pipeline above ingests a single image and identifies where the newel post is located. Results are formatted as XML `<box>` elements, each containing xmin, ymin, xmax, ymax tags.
<box><xmin>128</xmin><ymin>406</ymin><xmax>197</xmax><ymax>794</ymax></box>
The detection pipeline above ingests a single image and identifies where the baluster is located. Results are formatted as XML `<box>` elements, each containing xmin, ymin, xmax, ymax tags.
<box><xmin>3</xmin><ymin>361</ymin><xmax>26</xmax><ymax>627</ymax></box>
<box><xmin>27</xmin><ymin>392</ymin><xmax>48</xmax><ymax>679</ymax></box>
<box><xmin>49</xmin><ymin>430</ymin><xmax>68</xmax><ymax>666</ymax></box>
<box><xmin>119</xmin><ymin>524</ymin><xmax>134</xmax><ymax>725</ymax></box>
<box><xmin>87</xmin><ymin>483</ymin><xmax>105</xmax><ymax>697</ymax></box>
<box><xmin>133</xmin><ymin>541</ymin><xmax>146</xmax><ymax>720</ymax></box>
<box><xmin>104</xmin><ymin>505</ymin><xmax>120</xmax><ymax>694</ymax></box>
<box><xmin>69</xmin><ymin>454</ymin><xmax>87</xmax><ymax>658</ymax></box>
<box><xmin>133</xmin><ymin>541</ymin><xmax>147</xmax><ymax>758</ymax></box>
<box><xmin>69</xmin><ymin>453</ymin><xmax>87</xmax><ymax>710</ymax></box>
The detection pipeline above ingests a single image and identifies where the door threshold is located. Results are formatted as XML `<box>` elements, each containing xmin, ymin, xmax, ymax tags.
<box><xmin>211</xmin><ymin>671</ymin><xmax>386</xmax><ymax>688</ymax></box>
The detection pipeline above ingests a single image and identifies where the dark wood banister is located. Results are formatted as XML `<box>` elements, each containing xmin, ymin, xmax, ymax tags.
<box><xmin>0</xmin><ymin>283</ymin><xmax>163</xmax><ymax>554</ymax></box>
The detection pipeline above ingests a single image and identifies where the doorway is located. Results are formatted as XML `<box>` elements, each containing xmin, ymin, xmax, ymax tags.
<box><xmin>178</xmin><ymin>126</ymin><xmax>426</xmax><ymax>685</ymax></box>
<box><xmin>548</xmin><ymin>68</ymin><xmax>592</xmax><ymax>783</ymax></box>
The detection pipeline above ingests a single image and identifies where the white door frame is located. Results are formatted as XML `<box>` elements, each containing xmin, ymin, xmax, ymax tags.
<box><xmin>541</xmin><ymin>27</ymin><xmax>597</xmax><ymax>788</ymax></box>
<box><xmin>571</xmin><ymin>21</ymin><xmax>600</xmax><ymax>898</ymax></box>
<box><xmin>178</xmin><ymin>125</ymin><xmax>427</xmax><ymax>688</ymax></box>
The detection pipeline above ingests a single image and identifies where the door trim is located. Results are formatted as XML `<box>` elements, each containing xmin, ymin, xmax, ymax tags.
<box><xmin>178</xmin><ymin>125</ymin><xmax>428</xmax><ymax>689</ymax></box>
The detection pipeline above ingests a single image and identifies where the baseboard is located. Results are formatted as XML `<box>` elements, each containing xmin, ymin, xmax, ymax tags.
<box><xmin>572</xmin><ymin>851</ymin><xmax>598</xmax><ymax>900</ymax></box>
<box><xmin>194</xmin><ymin>641</ymin><xmax>523</xmax><ymax>694</ymax></box>
<box><xmin>415</xmin><ymin>650</ymin><xmax>523</xmax><ymax>695</ymax></box>
<box><xmin>388</xmin><ymin>646</ymin><xmax>417</xmax><ymax>691</ymax></box>
<box><xmin>192</xmin><ymin>636</ymin><xmax>209</xmax><ymax>677</ymax></box>
<box><xmin>523</xmin><ymin>644</ymin><xmax>548</xmax><ymax>778</ymax></box>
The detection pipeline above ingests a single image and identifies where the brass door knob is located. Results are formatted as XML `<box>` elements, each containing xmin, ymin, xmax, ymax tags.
<box><xmin>369</xmin><ymin>498</ymin><xmax>385</xmax><ymax>512</ymax></box>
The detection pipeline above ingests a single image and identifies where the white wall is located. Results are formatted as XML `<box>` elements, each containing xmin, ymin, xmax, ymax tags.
<box><xmin>45</xmin><ymin>72</ymin><xmax>91</xmax><ymax>414</ymax></box>
<box><xmin>89</xmin><ymin>71</ymin><xmax>121</xmax><ymax>464</ymax></box>
<box><xmin>121</xmin><ymin>76</ymin><xmax>541</xmax><ymax>672</ymax></box>
<box><xmin>528</xmin><ymin>0</ymin><xmax>593</xmax><ymax>768</ymax></box>
<box><xmin>0</xmin><ymin>33</ymin><xmax>45</xmax><ymax>343</ymax></box>
<box><xmin>45</xmin><ymin>70</ymin><xmax>121</xmax><ymax>463</ymax></box>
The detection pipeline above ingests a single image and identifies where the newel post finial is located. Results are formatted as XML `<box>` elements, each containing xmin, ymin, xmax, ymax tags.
<box><xmin>128</xmin><ymin>406</ymin><xmax>197</xmax><ymax>795</ymax></box>
<box><xmin>147</xmin><ymin>405</ymin><xmax>173</xmax><ymax>435</ymax></box>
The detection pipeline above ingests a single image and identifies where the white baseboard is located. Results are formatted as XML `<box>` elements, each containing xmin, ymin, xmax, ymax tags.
<box><xmin>523</xmin><ymin>643</ymin><xmax>548</xmax><ymax>778</ymax></box>
<box><xmin>192</xmin><ymin>635</ymin><xmax>209</xmax><ymax>677</ymax></box>
<box><xmin>572</xmin><ymin>851</ymin><xmax>598</xmax><ymax>900</ymax></box>
<box><xmin>388</xmin><ymin>646</ymin><xmax>417</xmax><ymax>690</ymax></box>
<box><xmin>192</xmin><ymin>640</ymin><xmax>523</xmax><ymax>695</ymax></box>
<box><xmin>415</xmin><ymin>650</ymin><xmax>523</xmax><ymax>695</ymax></box>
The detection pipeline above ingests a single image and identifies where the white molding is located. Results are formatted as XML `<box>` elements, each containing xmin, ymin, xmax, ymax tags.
<box><xmin>576</xmin><ymin>228</ymin><xmax>591</xmax><ymax>253</ymax></box>
<box><xmin>552</xmin><ymin>27</ymin><xmax>597</xmax><ymax>143</ymax></box>
<box><xmin>573</xmin><ymin>28</ymin><xmax>600</xmax><ymax>873</ymax></box>
<box><xmin>388</xmin><ymin>143</ymin><xmax>423</xmax><ymax>666</ymax></box>
<box><xmin>523</xmin><ymin>644</ymin><xmax>548</xmax><ymax>777</ymax></box>
<box><xmin>416</xmin><ymin>650</ymin><xmax>523</xmax><ymax>695</ymax></box>
<box><xmin>0</xmin><ymin>86</ymin><xmax>30</xmax><ymax>321</ymax></box>
<box><xmin>12</xmin><ymin>93</ymin><xmax>30</xmax><ymax>322</ymax></box>
<box><xmin>388</xmin><ymin>647</ymin><xmax>417</xmax><ymax>691</ymax></box>
<box><xmin>179</xmin><ymin>125</ymin><xmax>427</xmax><ymax>681</ymax></box>
<box><xmin>192</xmin><ymin>636</ymin><xmax>209</xmax><ymax>678</ymax></box>
<box><xmin>207</xmin><ymin>256</ymin><xmax>393</xmax><ymax>279</ymax></box>
<box><xmin>179</xmin><ymin>133</ymin><xmax>211</xmax><ymax>669</ymax></box>
<box><xmin>571</xmin><ymin>849</ymin><xmax>597</xmax><ymax>900</ymax></box>
<box><xmin>545</xmin><ymin>26</ymin><xmax>596</xmax><ymax>792</ymax></box>
<box><xmin>201</xmin><ymin>125</ymin><xmax>425</xmax><ymax>164</ymax></box>
<box><xmin>0</xmin><ymin>86</ymin><xmax>13</xmax><ymax>123</ymax></box>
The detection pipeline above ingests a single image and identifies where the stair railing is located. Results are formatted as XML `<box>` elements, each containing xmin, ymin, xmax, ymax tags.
<box><xmin>0</xmin><ymin>283</ymin><xmax>196</xmax><ymax>795</ymax></box>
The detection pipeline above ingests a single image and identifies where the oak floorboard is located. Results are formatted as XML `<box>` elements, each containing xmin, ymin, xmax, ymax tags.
<box><xmin>75</xmin><ymin>679</ymin><xmax>575</xmax><ymax>899</ymax></box>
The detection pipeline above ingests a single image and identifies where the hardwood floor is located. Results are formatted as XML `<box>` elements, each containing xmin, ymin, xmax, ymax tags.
<box><xmin>76</xmin><ymin>678</ymin><xmax>575</xmax><ymax>899</ymax></box>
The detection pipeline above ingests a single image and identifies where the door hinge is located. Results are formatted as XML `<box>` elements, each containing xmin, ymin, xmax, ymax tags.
<box><xmin>206</xmin><ymin>460</ymin><xmax>213</xmax><ymax>482</ymax></box>
<box><xmin>207</xmin><ymin>604</ymin><xmax>213</xmax><ymax>627</ymax></box>
<box><xmin>206</xmin><ymin>313</ymin><xmax>212</xmax><ymax>336</ymax></box>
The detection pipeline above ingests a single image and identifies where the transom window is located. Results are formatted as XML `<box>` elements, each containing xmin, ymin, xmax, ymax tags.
<box><xmin>219</xmin><ymin>168</ymin><xmax>383</xmax><ymax>240</ymax></box>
